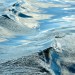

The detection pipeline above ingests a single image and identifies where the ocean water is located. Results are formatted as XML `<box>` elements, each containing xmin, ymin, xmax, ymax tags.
<box><xmin>0</xmin><ymin>0</ymin><xmax>75</xmax><ymax>75</ymax></box>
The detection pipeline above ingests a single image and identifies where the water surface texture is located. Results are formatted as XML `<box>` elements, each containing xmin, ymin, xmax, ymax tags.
<box><xmin>0</xmin><ymin>0</ymin><xmax>75</xmax><ymax>75</ymax></box>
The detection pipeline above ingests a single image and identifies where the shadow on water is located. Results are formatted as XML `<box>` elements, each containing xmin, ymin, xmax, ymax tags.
<box><xmin>18</xmin><ymin>13</ymin><xmax>32</xmax><ymax>18</ymax></box>
<box><xmin>67</xmin><ymin>64</ymin><xmax>75</xmax><ymax>73</ymax></box>
<box><xmin>50</xmin><ymin>50</ymin><xmax>61</xmax><ymax>75</ymax></box>
<box><xmin>2</xmin><ymin>15</ymin><xmax>11</xmax><ymax>19</ymax></box>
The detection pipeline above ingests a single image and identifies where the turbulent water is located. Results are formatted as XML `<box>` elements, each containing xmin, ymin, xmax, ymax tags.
<box><xmin>0</xmin><ymin>0</ymin><xmax>75</xmax><ymax>75</ymax></box>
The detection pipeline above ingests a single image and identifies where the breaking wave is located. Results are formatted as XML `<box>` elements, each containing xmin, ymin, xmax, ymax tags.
<box><xmin>0</xmin><ymin>0</ymin><xmax>75</xmax><ymax>75</ymax></box>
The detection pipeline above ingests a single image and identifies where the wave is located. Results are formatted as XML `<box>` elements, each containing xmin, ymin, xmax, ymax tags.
<box><xmin>0</xmin><ymin>0</ymin><xmax>75</xmax><ymax>75</ymax></box>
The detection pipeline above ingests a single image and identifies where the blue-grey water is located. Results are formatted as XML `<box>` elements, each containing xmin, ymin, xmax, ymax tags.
<box><xmin>0</xmin><ymin>0</ymin><xmax>75</xmax><ymax>75</ymax></box>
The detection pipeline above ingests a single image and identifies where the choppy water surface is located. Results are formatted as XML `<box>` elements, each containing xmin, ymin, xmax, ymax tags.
<box><xmin>0</xmin><ymin>0</ymin><xmax>75</xmax><ymax>75</ymax></box>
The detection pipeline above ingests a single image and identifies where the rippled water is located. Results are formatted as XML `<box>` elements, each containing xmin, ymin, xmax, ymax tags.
<box><xmin>0</xmin><ymin>0</ymin><xmax>75</xmax><ymax>75</ymax></box>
